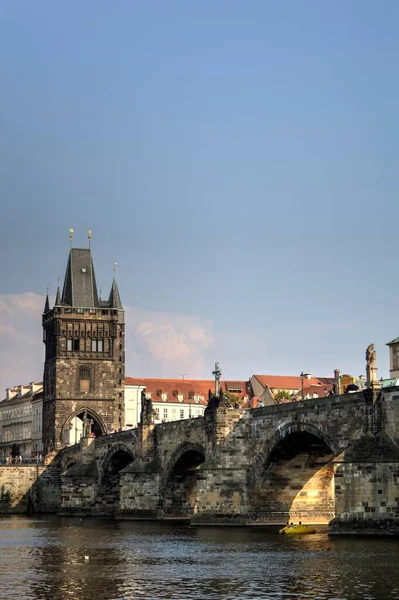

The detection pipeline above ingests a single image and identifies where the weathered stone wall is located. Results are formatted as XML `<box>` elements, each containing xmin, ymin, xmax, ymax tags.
<box><xmin>0</xmin><ymin>463</ymin><xmax>61</xmax><ymax>514</ymax></box>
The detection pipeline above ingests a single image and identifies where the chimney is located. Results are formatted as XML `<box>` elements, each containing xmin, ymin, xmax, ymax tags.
<box><xmin>6</xmin><ymin>388</ymin><xmax>10</xmax><ymax>401</ymax></box>
<box><xmin>334</xmin><ymin>369</ymin><xmax>340</xmax><ymax>379</ymax></box>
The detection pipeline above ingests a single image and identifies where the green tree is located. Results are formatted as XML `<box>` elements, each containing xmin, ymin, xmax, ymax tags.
<box><xmin>273</xmin><ymin>389</ymin><xmax>294</xmax><ymax>405</ymax></box>
<box><xmin>223</xmin><ymin>391</ymin><xmax>240</xmax><ymax>407</ymax></box>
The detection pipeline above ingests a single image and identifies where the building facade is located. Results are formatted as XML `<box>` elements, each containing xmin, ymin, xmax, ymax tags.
<box><xmin>0</xmin><ymin>382</ymin><xmax>43</xmax><ymax>459</ymax></box>
<box><xmin>42</xmin><ymin>246</ymin><xmax>125</xmax><ymax>453</ymax></box>
<box><xmin>250</xmin><ymin>373</ymin><xmax>335</xmax><ymax>405</ymax></box>
<box><xmin>123</xmin><ymin>378</ymin><xmax>250</xmax><ymax>427</ymax></box>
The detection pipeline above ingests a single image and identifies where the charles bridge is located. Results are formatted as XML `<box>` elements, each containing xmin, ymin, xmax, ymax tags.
<box><xmin>1</xmin><ymin>387</ymin><xmax>399</xmax><ymax>534</ymax></box>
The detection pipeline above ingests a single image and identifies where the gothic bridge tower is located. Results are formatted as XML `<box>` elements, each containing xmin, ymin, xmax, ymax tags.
<box><xmin>42</xmin><ymin>247</ymin><xmax>124</xmax><ymax>453</ymax></box>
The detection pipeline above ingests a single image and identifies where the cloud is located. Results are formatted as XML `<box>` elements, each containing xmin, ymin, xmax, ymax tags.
<box><xmin>0</xmin><ymin>293</ymin><xmax>215</xmax><ymax>395</ymax></box>
<box><xmin>125</xmin><ymin>306</ymin><xmax>214</xmax><ymax>378</ymax></box>
<box><xmin>0</xmin><ymin>292</ymin><xmax>46</xmax><ymax>394</ymax></box>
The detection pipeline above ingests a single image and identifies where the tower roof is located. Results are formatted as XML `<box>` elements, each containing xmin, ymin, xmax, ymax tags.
<box><xmin>43</xmin><ymin>294</ymin><xmax>50</xmax><ymax>313</ymax></box>
<box><xmin>61</xmin><ymin>248</ymin><xmax>100</xmax><ymax>308</ymax></box>
<box><xmin>108</xmin><ymin>278</ymin><xmax>123</xmax><ymax>309</ymax></box>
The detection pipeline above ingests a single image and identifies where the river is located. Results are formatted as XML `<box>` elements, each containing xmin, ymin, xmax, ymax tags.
<box><xmin>0</xmin><ymin>516</ymin><xmax>398</xmax><ymax>600</ymax></box>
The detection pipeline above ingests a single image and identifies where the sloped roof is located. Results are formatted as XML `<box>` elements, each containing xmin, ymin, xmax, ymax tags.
<box><xmin>301</xmin><ymin>384</ymin><xmax>333</xmax><ymax>397</ymax></box>
<box><xmin>61</xmin><ymin>248</ymin><xmax>100</xmax><ymax>308</ymax></box>
<box><xmin>108</xmin><ymin>278</ymin><xmax>123</xmax><ymax>309</ymax></box>
<box><xmin>1</xmin><ymin>383</ymin><xmax>43</xmax><ymax>403</ymax></box>
<box><xmin>253</xmin><ymin>374</ymin><xmax>335</xmax><ymax>391</ymax></box>
<box><xmin>124</xmin><ymin>377</ymin><xmax>249</xmax><ymax>405</ymax></box>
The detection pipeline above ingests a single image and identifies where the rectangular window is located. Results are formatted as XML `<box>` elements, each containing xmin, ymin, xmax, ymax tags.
<box><xmin>73</xmin><ymin>339</ymin><xmax>80</xmax><ymax>351</ymax></box>
<box><xmin>180</xmin><ymin>409</ymin><xmax>184</xmax><ymax>419</ymax></box>
<box><xmin>155</xmin><ymin>408</ymin><xmax>160</xmax><ymax>419</ymax></box>
<box><xmin>163</xmin><ymin>408</ymin><xmax>168</xmax><ymax>419</ymax></box>
<box><xmin>67</xmin><ymin>339</ymin><xmax>72</xmax><ymax>351</ymax></box>
<box><xmin>91</xmin><ymin>339</ymin><xmax>103</xmax><ymax>352</ymax></box>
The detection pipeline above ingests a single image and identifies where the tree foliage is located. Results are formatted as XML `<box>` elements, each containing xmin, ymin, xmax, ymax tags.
<box><xmin>223</xmin><ymin>391</ymin><xmax>240</xmax><ymax>407</ymax></box>
<box><xmin>273</xmin><ymin>389</ymin><xmax>294</xmax><ymax>404</ymax></box>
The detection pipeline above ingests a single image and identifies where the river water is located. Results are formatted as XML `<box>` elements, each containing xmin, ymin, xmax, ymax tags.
<box><xmin>0</xmin><ymin>516</ymin><xmax>398</xmax><ymax>600</ymax></box>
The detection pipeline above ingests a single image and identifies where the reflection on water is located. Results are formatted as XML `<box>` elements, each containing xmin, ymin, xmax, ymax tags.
<box><xmin>0</xmin><ymin>517</ymin><xmax>399</xmax><ymax>600</ymax></box>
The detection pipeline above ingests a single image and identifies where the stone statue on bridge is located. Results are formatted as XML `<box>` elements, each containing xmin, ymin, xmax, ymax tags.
<box><xmin>82</xmin><ymin>411</ymin><xmax>93</xmax><ymax>438</ymax></box>
<box><xmin>140</xmin><ymin>389</ymin><xmax>155</xmax><ymax>426</ymax></box>
<box><xmin>366</xmin><ymin>343</ymin><xmax>380</xmax><ymax>389</ymax></box>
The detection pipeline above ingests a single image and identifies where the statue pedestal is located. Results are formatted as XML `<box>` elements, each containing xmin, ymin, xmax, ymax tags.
<box><xmin>80</xmin><ymin>436</ymin><xmax>96</xmax><ymax>463</ymax></box>
<box><xmin>371</xmin><ymin>380</ymin><xmax>381</xmax><ymax>390</ymax></box>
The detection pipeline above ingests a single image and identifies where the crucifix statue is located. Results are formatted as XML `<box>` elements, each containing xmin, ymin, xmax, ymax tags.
<box><xmin>212</xmin><ymin>362</ymin><xmax>222</xmax><ymax>397</ymax></box>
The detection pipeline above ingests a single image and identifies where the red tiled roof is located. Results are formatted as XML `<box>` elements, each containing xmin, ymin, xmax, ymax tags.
<box><xmin>124</xmin><ymin>377</ymin><xmax>249</xmax><ymax>405</ymax></box>
<box><xmin>301</xmin><ymin>384</ymin><xmax>333</xmax><ymax>398</ymax></box>
<box><xmin>253</xmin><ymin>374</ymin><xmax>335</xmax><ymax>391</ymax></box>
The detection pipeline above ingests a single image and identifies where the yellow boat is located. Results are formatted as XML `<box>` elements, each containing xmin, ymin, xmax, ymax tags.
<box><xmin>279</xmin><ymin>524</ymin><xmax>316</xmax><ymax>535</ymax></box>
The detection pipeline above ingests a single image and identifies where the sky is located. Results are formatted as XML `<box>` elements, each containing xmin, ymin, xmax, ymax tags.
<box><xmin>1</xmin><ymin>1</ymin><xmax>399</xmax><ymax>393</ymax></box>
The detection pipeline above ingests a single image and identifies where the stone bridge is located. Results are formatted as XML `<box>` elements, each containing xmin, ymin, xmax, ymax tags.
<box><xmin>57</xmin><ymin>388</ymin><xmax>399</xmax><ymax>534</ymax></box>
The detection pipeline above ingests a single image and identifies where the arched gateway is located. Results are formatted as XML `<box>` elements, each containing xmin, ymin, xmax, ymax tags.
<box><xmin>61</xmin><ymin>408</ymin><xmax>106</xmax><ymax>446</ymax></box>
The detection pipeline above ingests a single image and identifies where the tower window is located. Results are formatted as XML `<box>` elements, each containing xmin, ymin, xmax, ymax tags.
<box><xmin>91</xmin><ymin>340</ymin><xmax>103</xmax><ymax>352</ymax></box>
<box><xmin>67</xmin><ymin>339</ymin><xmax>72</xmax><ymax>351</ymax></box>
<box><xmin>73</xmin><ymin>339</ymin><xmax>80</xmax><ymax>351</ymax></box>
<box><xmin>79</xmin><ymin>365</ymin><xmax>91</xmax><ymax>393</ymax></box>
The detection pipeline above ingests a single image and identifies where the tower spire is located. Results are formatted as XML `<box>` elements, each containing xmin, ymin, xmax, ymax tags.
<box><xmin>44</xmin><ymin>284</ymin><xmax>50</xmax><ymax>313</ymax></box>
<box><xmin>55</xmin><ymin>286</ymin><xmax>61</xmax><ymax>306</ymax></box>
<box><xmin>108</xmin><ymin>263</ymin><xmax>123</xmax><ymax>310</ymax></box>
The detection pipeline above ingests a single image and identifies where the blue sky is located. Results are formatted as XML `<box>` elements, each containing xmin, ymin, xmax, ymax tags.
<box><xmin>1</xmin><ymin>1</ymin><xmax>399</xmax><ymax>391</ymax></box>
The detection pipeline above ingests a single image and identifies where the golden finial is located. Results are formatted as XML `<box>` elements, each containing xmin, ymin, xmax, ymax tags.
<box><xmin>113</xmin><ymin>262</ymin><xmax>118</xmax><ymax>274</ymax></box>
<box><xmin>69</xmin><ymin>228</ymin><xmax>74</xmax><ymax>248</ymax></box>
<box><xmin>88</xmin><ymin>230</ymin><xmax>92</xmax><ymax>249</ymax></box>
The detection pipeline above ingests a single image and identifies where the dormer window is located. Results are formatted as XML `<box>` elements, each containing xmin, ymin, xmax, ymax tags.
<box><xmin>177</xmin><ymin>394</ymin><xmax>183</xmax><ymax>402</ymax></box>
<box><xmin>161</xmin><ymin>393</ymin><xmax>167</xmax><ymax>401</ymax></box>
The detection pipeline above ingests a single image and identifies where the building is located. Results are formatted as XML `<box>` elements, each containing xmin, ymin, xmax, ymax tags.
<box><xmin>124</xmin><ymin>377</ymin><xmax>250</xmax><ymax>426</ymax></box>
<box><xmin>250</xmin><ymin>373</ymin><xmax>335</xmax><ymax>405</ymax></box>
<box><xmin>0</xmin><ymin>382</ymin><xmax>43</xmax><ymax>459</ymax></box>
<box><xmin>387</xmin><ymin>336</ymin><xmax>399</xmax><ymax>378</ymax></box>
<box><xmin>42</xmin><ymin>245</ymin><xmax>125</xmax><ymax>453</ymax></box>
<box><xmin>339</xmin><ymin>374</ymin><xmax>367</xmax><ymax>394</ymax></box>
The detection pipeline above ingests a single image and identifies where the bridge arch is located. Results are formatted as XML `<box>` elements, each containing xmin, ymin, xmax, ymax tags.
<box><xmin>262</xmin><ymin>420</ymin><xmax>340</xmax><ymax>463</ymax></box>
<box><xmin>99</xmin><ymin>442</ymin><xmax>135</xmax><ymax>485</ymax></box>
<box><xmin>160</xmin><ymin>442</ymin><xmax>206</xmax><ymax>518</ymax></box>
<box><xmin>95</xmin><ymin>442</ymin><xmax>135</xmax><ymax>515</ymax></box>
<box><xmin>248</xmin><ymin>420</ymin><xmax>338</xmax><ymax>525</ymax></box>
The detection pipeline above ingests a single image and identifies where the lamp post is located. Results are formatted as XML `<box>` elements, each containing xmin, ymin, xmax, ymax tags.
<box><xmin>300</xmin><ymin>372</ymin><xmax>305</xmax><ymax>402</ymax></box>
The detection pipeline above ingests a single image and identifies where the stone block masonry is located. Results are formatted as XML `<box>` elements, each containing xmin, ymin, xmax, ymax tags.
<box><xmin>0</xmin><ymin>464</ymin><xmax>61</xmax><ymax>514</ymax></box>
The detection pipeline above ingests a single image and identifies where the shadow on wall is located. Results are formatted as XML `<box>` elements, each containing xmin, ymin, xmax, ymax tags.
<box><xmin>0</xmin><ymin>459</ymin><xmax>62</xmax><ymax>515</ymax></box>
<box><xmin>160</xmin><ymin>448</ymin><xmax>205</xmax><ymax>518</ymax></box>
